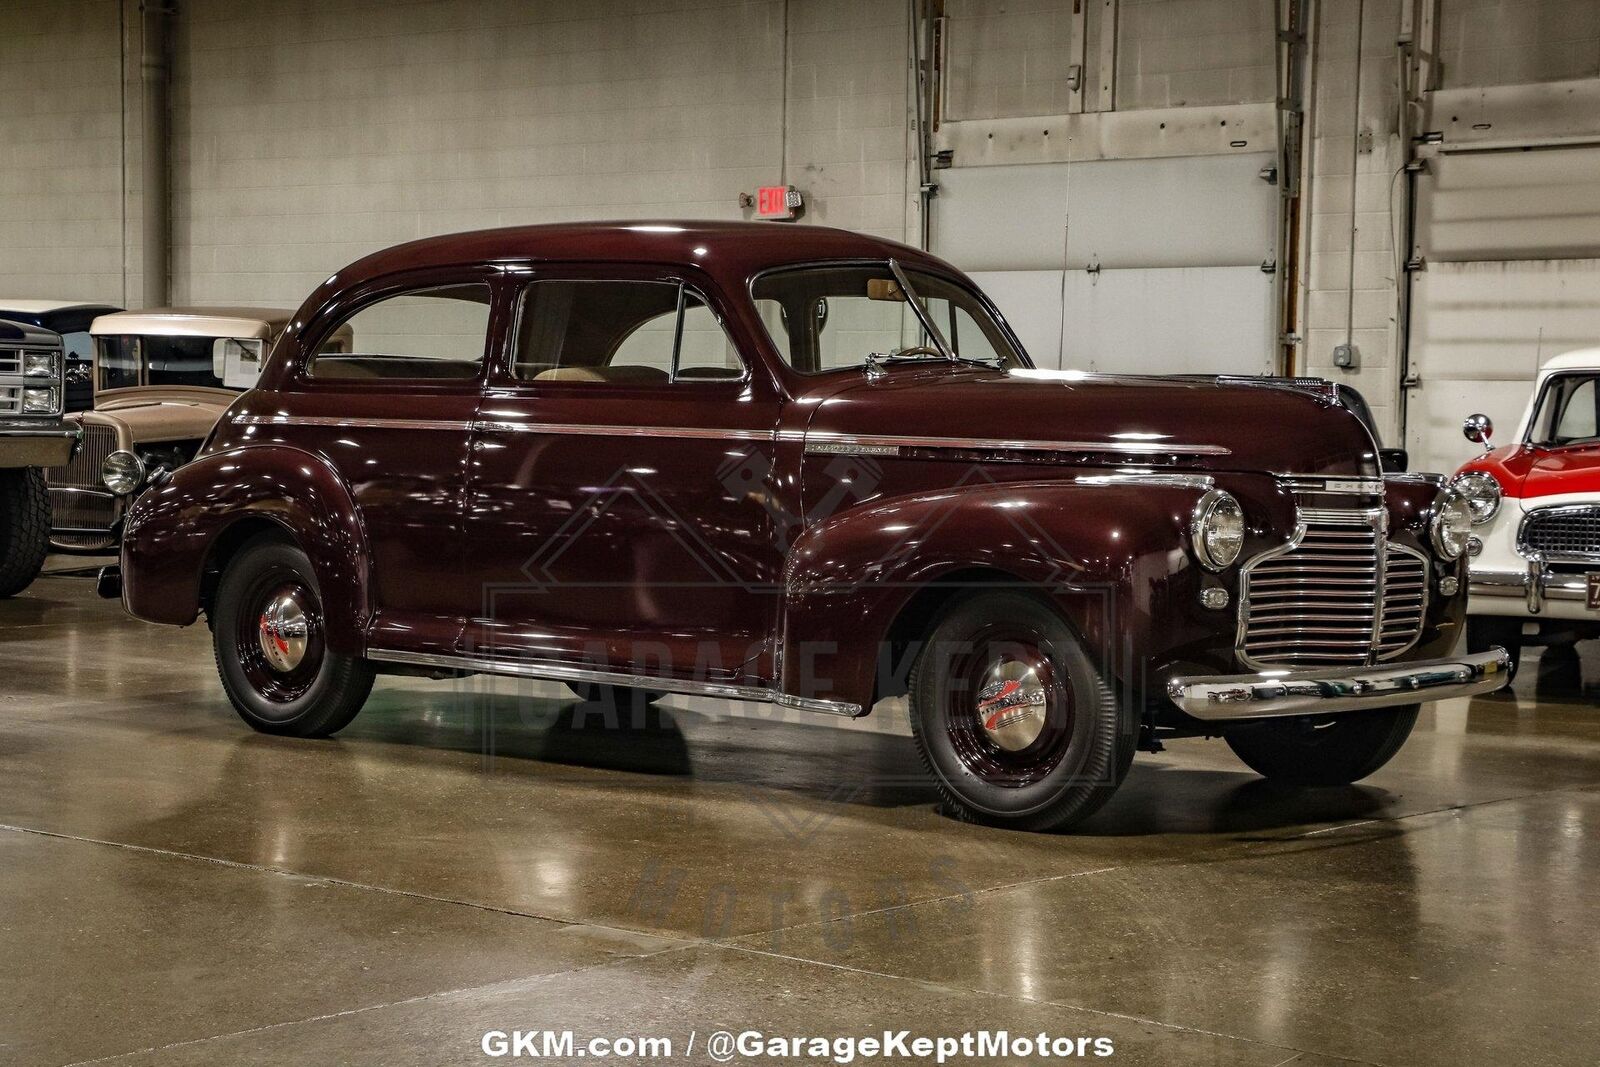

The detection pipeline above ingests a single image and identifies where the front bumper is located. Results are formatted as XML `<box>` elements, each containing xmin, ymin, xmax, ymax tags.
<box><xmin>0</xmin><ymin>424</ymin><xmax>78</xmax><ymax>467</ymax></box>
<box><xmin>1470</xmin><ymin>564</ymin><xmax>1594</xmax><ymax>619</ymax></box>
<box><xmin>1167</xmin><ymin>648</ymin><xmax>1511</xmax><ymax>721</ymax></box>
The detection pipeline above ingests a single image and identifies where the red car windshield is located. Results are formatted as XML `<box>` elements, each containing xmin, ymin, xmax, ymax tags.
<box><xmin>1530</xmin><ymin>372</ymin><xmax>1600</xmax><ymax>447</ymax></box>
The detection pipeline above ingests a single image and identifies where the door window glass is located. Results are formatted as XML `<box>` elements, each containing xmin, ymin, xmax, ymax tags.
<box><xmin>515</xmin><ymin>281</ymin><xmax>743</xmax><ymax>384</ymax></box>
<box><xmin>309</xmin><ymin>284</ymin><xmax>490</xmax><ymax>380</ymax></box>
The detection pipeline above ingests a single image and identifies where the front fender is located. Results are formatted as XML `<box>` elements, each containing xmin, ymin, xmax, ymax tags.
<box><xmin>121</xmin><ymin>443</ymin><xmax>370</xmax><ymax>655</ymax></box>
<box><xmin>779</xmin><ymin>479</ymin><xmax>1216</xmax><ymax>710</ymax></box>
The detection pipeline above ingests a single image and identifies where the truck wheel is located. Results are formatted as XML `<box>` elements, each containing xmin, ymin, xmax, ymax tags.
<box><xmin>567</xmin><ymin>682</ymin><xmax>665</xmax><ymax>706</ymax></box>
<box><xmin>908</xmin><ymin>591</ymin><xmax>1135</xmax><ymax>832</ymax></box>
<box><xmin>1467</xmin><ymin>616</ymin><xmax>1522</xmax><ymax>680</ymax></box>
<box><xmin>1225</xmin><ymin>705</ymin><xmax>1418</xmax><ymax>786</ymax></box>
<box><xmin>0</xmin><ymin>467</ymin><xmax>50</xmax><ymax>598</ymax></box>
<box><xmin>212</xmin><ymin>536</ymin><xmax>373</xmax><ymax>737</ymax></box>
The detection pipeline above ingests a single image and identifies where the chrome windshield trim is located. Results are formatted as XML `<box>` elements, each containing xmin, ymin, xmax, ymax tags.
<box><xmin>1167</xmin><ymin>648</ymin><xmax>1510</xmax><ymax>721</ymax></box>
<box><xmin>366</xmin><ymin>649</ymin><xmax>864</xmax><ymax>717</ymax></box>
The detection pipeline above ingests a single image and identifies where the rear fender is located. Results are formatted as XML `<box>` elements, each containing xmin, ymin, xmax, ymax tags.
<box><xmin>780</xmin><ymin>479</ymin><xmax>1212</xmax><ymax>710</ymax></box>
<box><xmin>121</xmin><ymin>444</ymin><xmax>370</xmax><ymax>655</ymax></box>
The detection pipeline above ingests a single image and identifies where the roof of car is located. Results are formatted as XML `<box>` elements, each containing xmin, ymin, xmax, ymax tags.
<box><xmin>90</xmin><ymin>307</ymin><xmax>296</xmax><ymax>338</ymax></box>
<box><xmin>0</xmin><ymin>299</ymin><xmax>113</xmax><ymax>314</ymax></box>
<box><xmin>326</xmin><ymin>220</ymin><xmax>950</xmax><ymax>287</ymax></box>
<box><xmin>1537</xmin><ymin>347</ymin><xmax>1600</xmax><ymax>373</ymax></box>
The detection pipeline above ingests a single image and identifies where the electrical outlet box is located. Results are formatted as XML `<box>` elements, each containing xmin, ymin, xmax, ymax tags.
<box><xmin>1333</xmin><ymin>343</ymin><xmax>1358</xmax><ymax>369</ymax></box>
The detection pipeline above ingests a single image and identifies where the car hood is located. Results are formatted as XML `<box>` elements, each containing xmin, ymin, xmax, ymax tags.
<box><xmin>804</xmin><ymin>367</ymin><xmax>1380</xmax><ymax>477</ymax></box>
<box><xmin>1467</xmin><ymin>443</ymin><xmax>1600</xmax><ymax>504</ymax></box>
<box><xmin>71</xmin><ymin>390</ymin><xmax>235</xmax><ymax>443</ymax></box>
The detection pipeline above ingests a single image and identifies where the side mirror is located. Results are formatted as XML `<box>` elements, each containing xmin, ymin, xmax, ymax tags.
<box><xmin>1462</xmin><ymin>413</ymin><xmax>1493</xmax><ymax>451</ymax></box>
<box><xmin>1378</xmin><ymin>447</ymin><xmax>1409</xmax><ymax>473</ymax></box>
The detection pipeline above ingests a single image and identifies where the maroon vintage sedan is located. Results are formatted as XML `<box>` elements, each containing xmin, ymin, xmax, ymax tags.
<box><xmin>115</xmin><ymin>222</ymin><xmax>1508</xmax><ymax>831</ymax></box>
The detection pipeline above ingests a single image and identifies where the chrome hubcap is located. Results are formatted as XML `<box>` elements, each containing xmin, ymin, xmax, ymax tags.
<box><xmin>257</xmin><ymin>586</ymin><xmax>312</xmax><ymax>673</ymax></box>
<box><xmin>975</xmin><ymin>659</ymin><xmax>1050</xmax><ymax>751</ymax></box>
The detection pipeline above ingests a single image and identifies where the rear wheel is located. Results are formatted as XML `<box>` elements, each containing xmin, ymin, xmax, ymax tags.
<box><xmin>0</xmin><ymin>467</ymin><xmax>50</xmax><ymax>598</ymax></box>
<box><xmin>908</xmin><ymin>591</ymin><xmax>1135</xmax><ymax>832</ymax></box>
<box><xmin>1467</xmin><ymin>615</ymin><xmax>1522</xmax><ymax>680</ymax></box>
<box><xmin>213</xmin><ymin>536</ymin><xmax>373</xmax><ymax>737</ymax></box>
<box><xmin>1225</xmin><ymin>705</ymin><xmax>1418</xmax><ymax>785</ymax></box>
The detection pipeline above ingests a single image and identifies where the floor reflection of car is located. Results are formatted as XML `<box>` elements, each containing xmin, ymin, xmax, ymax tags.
<box><xmin>0</xmin><ymin>300</ymin><xmax>122</xmax><ymax>412</ymax></box>
<box><xmin>1454</xmin><ymin>348</ymin><xmax>1600</xmax><ymax>675</ymax></box>
<box><xmin>44</xmin><ymin>308</ymin><xmax>315</xmax><ymax>553</ymax></box>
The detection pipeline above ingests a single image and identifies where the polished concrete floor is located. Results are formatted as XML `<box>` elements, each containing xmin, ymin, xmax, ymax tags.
<box><xmin>4</xmin><ymin>567</ymin><xmax>1600</xmax><ymax>1066</ymax></box>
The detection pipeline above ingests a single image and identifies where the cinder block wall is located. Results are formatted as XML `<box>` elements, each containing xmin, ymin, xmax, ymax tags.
<box><xmin>170</xmin><ymin>0</ymin><xmax>910</xmax><ymax>308</ymax></box>
<box><xmin>1300</xmin><ymin>0</ymin><xmax>1406</xmax><ymax>443</ymax></box>
<box><xmin>0</xmin><ymin>0</ymin><xmax>128</xmax><ymax>304</ymax></box>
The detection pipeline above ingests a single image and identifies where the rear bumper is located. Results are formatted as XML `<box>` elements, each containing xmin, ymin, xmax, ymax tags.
<box><xmin>1167</xmin><ymin>648</ymin><xmax>1511</xmax><ymax>721</ymax></box>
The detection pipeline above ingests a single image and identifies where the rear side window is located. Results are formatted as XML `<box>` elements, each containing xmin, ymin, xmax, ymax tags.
<box><xmin>308</xmin><ymin>284</ymin><xmax>491</xmax><ymax>380</ymax></box>
<box><xmin>514</xmin><ymin>280</ymin><xmax>743</xmax><ymax>385</ymax></box>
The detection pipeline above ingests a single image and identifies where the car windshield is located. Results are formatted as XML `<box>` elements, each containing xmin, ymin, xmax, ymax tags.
<box><xmin>1530</xmin><ymin>372</ymin><xmax>1600</xmax><ymax>447</ymax></box>
<box><xmin>751</xmin><ymin>263</ymin><xmax>1026</xmax><ymax>374</ymax></box>
<box><xmin>96</xmin><ymin>335</ymin><xmax>228</xmax><ymax>391</ymax></box>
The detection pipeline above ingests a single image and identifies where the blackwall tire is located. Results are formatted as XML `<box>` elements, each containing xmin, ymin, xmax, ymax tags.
<box><xmin>908</xmin><ymin>591</ymin><xmax>1136</xmax><ymax>832</ymax></box>
<box><xmin>0</xmin><ymin>467</ymin><xmax>50</xmax><ymax>599</ymax></box>
<box><xmin>213</xmin><ymin>536</ymin><xmax>374</xmax><ymax>737</ymax></box>
<box><xmin>1467</xmin><ymin>615</ymin><xmax>1522</xmax><ymax>680</ymax></box>
<box><xmin>1225</xmin><ymin>705</ymin><xmax>1419</xmax><ymax>786</ymax></box>
<box><xmin>566</xmin><ymin>682</ymin><xmax>666</xmax><ymax>706</ymax></box>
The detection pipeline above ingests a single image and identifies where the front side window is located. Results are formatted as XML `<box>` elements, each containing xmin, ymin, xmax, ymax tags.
<box><xmin>1532</xmin><ymin>374</ymin><xmax>1600</xmax><ymax>447</ymax></box>
<box><xmin>751</xmin><ymin>264</ymin><xmax>1024</xmax><ymax>375</ymax></box>
<box><xmin>514</xmin><ymin>280</ymin><xmax>743</xmax><ymax>384</ymax></box>
<box><xmin>96</xmin><ymin>335</ymin><xmax>226</xmax><ymax>390</ymax></box>
<box><xmin>309</xmin><ymin>283</ymin><xmax>491</xmax><ymax>380</ymax></box>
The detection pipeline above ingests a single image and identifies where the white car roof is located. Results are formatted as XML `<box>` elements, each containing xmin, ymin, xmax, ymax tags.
<box><xmin>90</xmin><ymin>307</ymin><xmax>295</xmax><ymax>339</ymax></box>
<box><xmin>0</xmin><ymin>299</ymin><xmax>107</xmax><ymax>313</ymax></box>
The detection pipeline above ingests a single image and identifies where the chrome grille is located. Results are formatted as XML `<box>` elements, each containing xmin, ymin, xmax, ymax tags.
<box><xmin>1520</xmin><ymin>505</ymin><xmax>1600</xmax><ymax>562</ymax></box>
<box><xmin>46</xmin><ymin>423</ymin><xmax>120</xmax><ymax>549</ymax></box>
<box><xmin>1378</xmin><ymin>545</ymin><xmax>1427</xmax><ymax>660</ymax></box>
<box><xmin>0</xmin><ymin>384</ymin><xmax>18</xmax><ymax>415</ymax></box>
<box><xmin>0</xmin><ymin>347</ymin><xmax>21</xmax><ymax>375</ymax></box>
<box><xmin>1240</xmin><ymin>508</ymin><xmax>1429</xmax><ymax>669</ymax></box>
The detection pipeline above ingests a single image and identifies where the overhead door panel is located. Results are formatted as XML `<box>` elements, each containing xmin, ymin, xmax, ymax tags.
<box><xmin>1405</xmin><ymin>145</ymin><xmax>1600</xmax><ymax>475</ymax></box>
<box><xmin>934</xmin><ymin>153</ymin><xmax>1277</xmax><ymax>372</ymax></box>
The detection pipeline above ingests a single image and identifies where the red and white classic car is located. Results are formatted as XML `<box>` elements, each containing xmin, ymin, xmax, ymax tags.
<box><xmin>1457</xmin><ymin>348</ymin><xmax>1600</xmax><ymax>674</ymax></box>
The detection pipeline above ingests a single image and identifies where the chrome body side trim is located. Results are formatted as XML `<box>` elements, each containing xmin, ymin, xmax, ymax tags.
<box><xmin>236</xmin><ymin>414</ymin><xmax>473</xmax><ymax>432</ymax></box>
<box><xmin>366</xmin><ymin>648</ymin><xmax>865</xmax><ymax>717</ymax></box>
<box><xmin>475</xmin><ymin>420</ymin><xmax>775</xmax><ymax>442</ymax></box>
<box><xmin>798</xmin><ymin>430</ymin><xmax>1231</xmax><ymax>457</ymax></box>
<box><xmin>1074</xmin><ymin>471</ymin><xmax>1215</xmax><ymax>489</ymax></box>
<box><xmin>1167</xmin><ymin>648</ymin><xmax>1511</xmax><ymax>721</ymax></box>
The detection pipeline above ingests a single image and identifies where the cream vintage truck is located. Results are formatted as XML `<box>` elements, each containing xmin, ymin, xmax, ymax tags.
<box><xmin>45</xmin><ymin>308</ymin><xmax>352</xmax><ymax>553</ymax></box>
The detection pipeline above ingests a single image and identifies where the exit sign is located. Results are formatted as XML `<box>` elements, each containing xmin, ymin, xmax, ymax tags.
<box><xmin>755</xmin><ymin>185</ymin><xmax>803</xmax><ymax>220</ymax></box>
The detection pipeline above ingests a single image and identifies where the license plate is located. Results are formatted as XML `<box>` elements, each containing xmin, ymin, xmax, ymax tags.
<box><xmin>1587</xmin><ymin>573</ymin><xmax>1600</xmax><ymax>610</ymax></box>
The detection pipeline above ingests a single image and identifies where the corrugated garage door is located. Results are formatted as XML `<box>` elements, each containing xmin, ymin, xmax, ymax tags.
<box><xmin>931</xmin><ymin>152</ymin><xmax>1279</xmax><ymax>375</ymax></box>
<box><xmin>1405</xmin><ymin>145</ymin><xmax>1600</xmax><ymax>475</ymax></box>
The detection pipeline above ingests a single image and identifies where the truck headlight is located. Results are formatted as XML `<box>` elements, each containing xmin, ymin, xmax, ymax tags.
<box><xmin>101</xmin><ymin>450</ymin><xmax>145</xmax><ymax>496</ymax></box>
<box><xmin>1191</xmin><ymin>489</ymin><xmax>1245</xmax><ymax>570</ymax></box>
<box><xmin>1431</xmin><ymin>491</ymin><xmax>1473</xmax><ymax>560</ymax></box>
<box><xmin>1450</xmin><ymin>471</ymin><xmax>1501</xmax><ymax>525</ymax></box>
<box><xmin>23</xmin><ymin>352</ymin><xmax>57</xmax><ymax>377</ymax></box>
<box><xmin>22</xmin><ymin>387</ymin><xmax>58</xmax><ymax>414</ymax></box>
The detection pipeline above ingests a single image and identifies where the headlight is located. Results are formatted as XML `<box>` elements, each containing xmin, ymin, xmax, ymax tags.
<box><xmin>101</xmin><ymin>450</ymin><xmax>145</xmax><ymax>496</ymax></box>
<box><xmin>23</xmin><ymin>352</ymin><xmax>57</xmax><ymax>378</ymax></box>
<box><xmin>1191</xmin><ymin>489</ymin><xmax>1246</xmax><ymax>570</ymax></box>
<box><xmin>21</xmin><ymin>387</ymin><xmax>57</xmax><ymax>414</ymax></box>
<box><xmin>1450</xmin><ymin>471</ymin><xmax>1501</xmax><ymax>525</ymax></box>
<box><xmin>1430</xmin><ymin>491</ymin><xmax>1473</xmax><ymax>560</ymax></box>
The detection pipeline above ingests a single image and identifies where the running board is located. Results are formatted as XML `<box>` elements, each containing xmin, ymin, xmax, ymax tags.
<box><xmin>366</xmin><ymin>648</ymin><xmax>866</xmax><ymax>718</ymax></box>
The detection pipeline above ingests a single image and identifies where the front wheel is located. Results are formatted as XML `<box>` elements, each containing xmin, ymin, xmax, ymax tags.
<box><xmin>0</xmin><ymin>467</ymin><xmax>50</xmax><ymax>598</ymax></box>
<box><xmin>213</xmin><ymin>536</ymin><xmax>374</xmax><ymax>737</ymax></box>
<box><xmin>908</xmin><ymin>591</ymin><xmax>1135</xmax><ymax>832</ymax></box>
<box><xmin>1225</xmin><ymin>705</ymin><xmax>1418</xmax><ymax>786</ymax></box>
